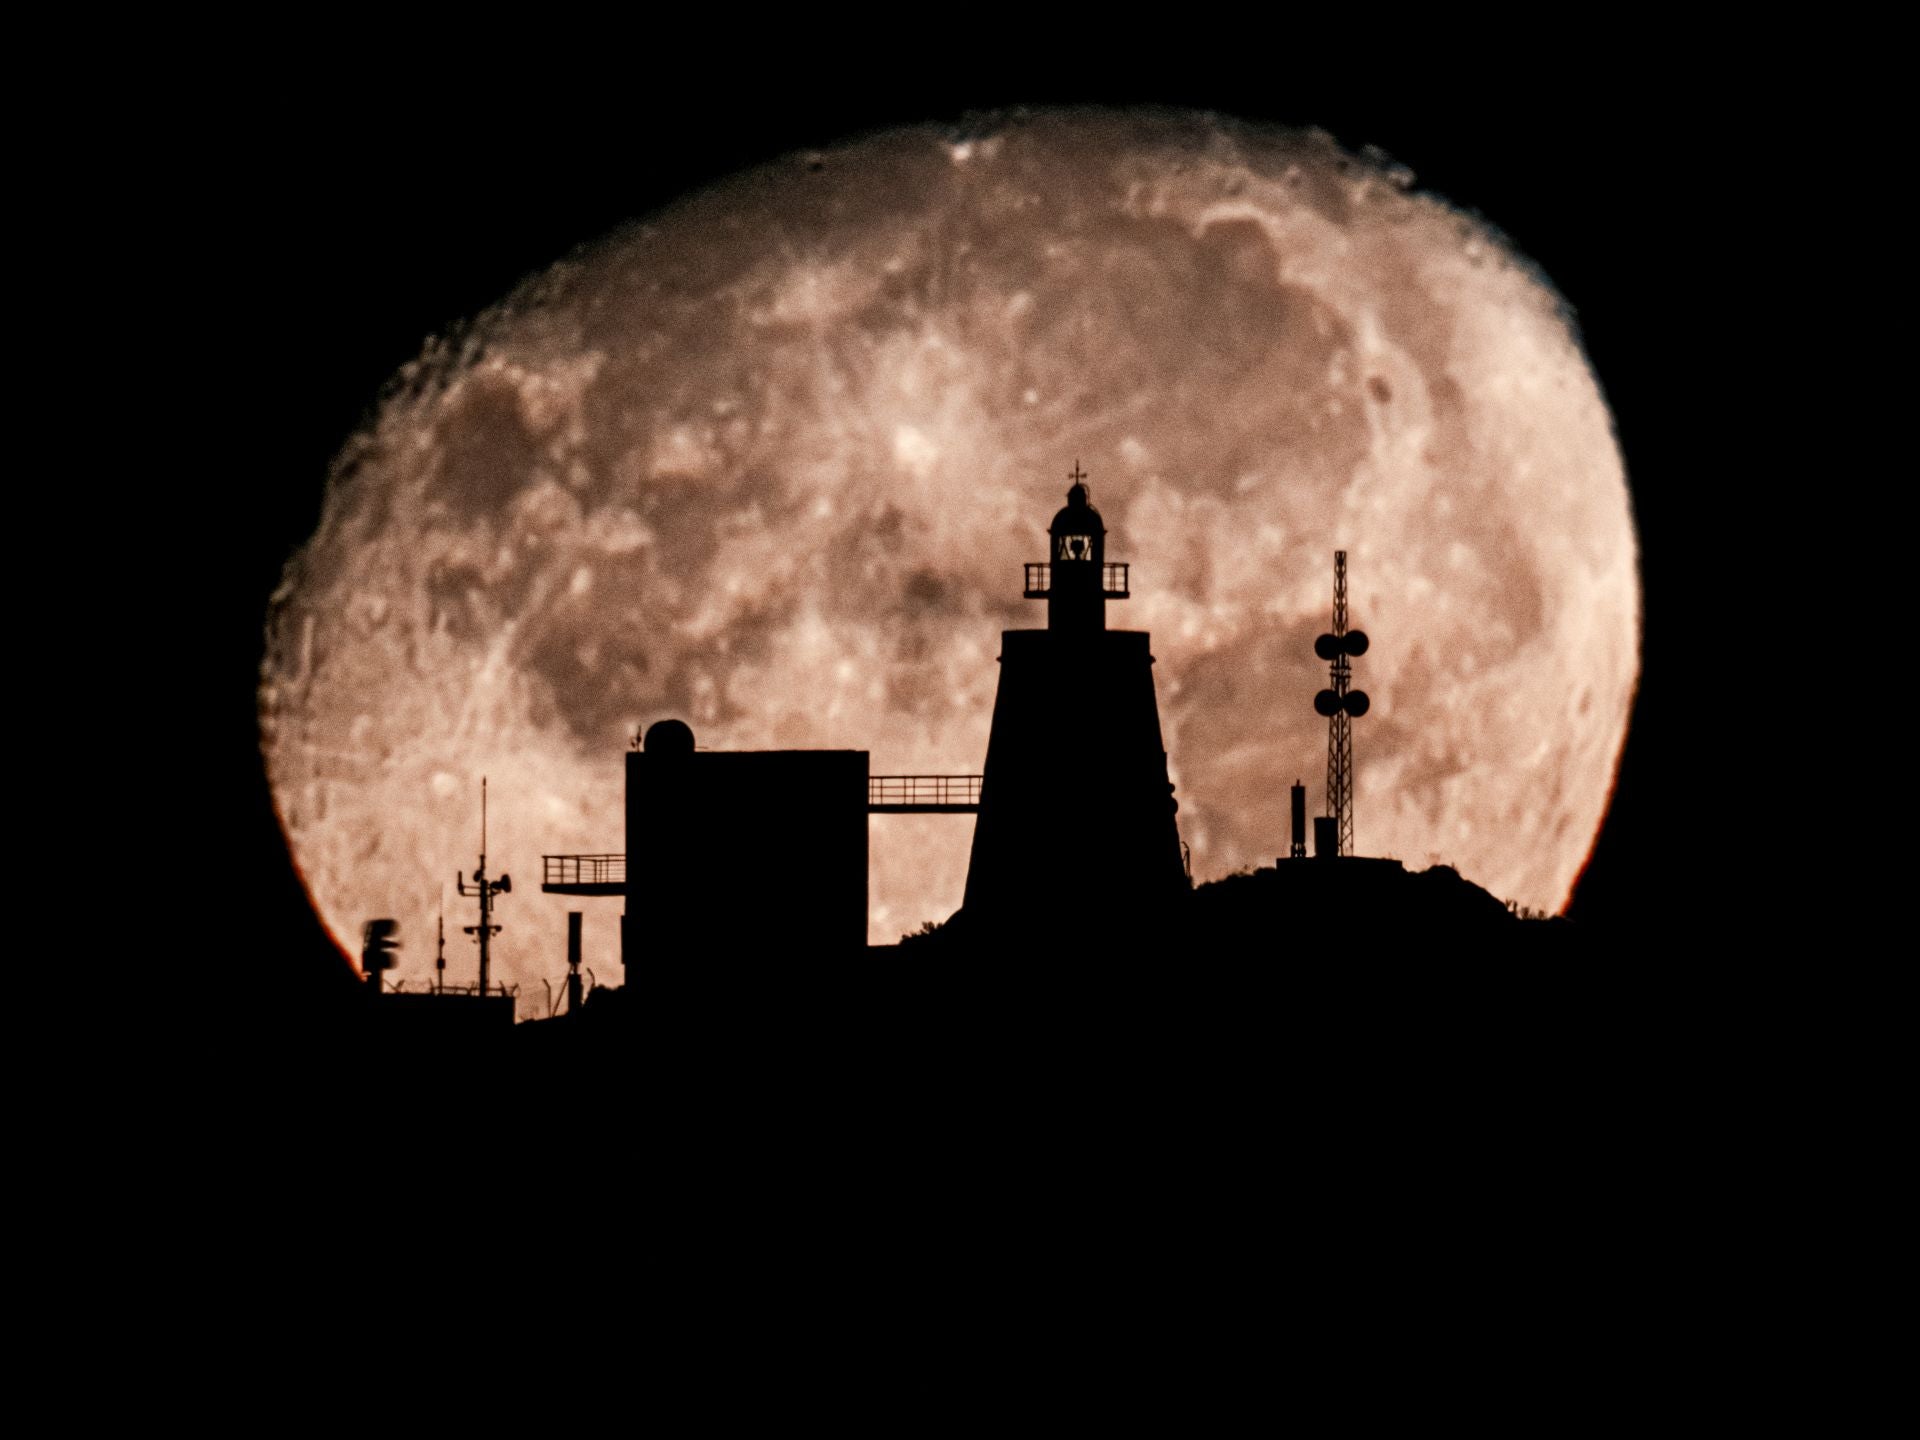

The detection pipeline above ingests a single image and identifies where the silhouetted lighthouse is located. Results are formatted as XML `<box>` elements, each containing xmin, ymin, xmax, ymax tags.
<box><xmin>960</xmin><ymin>466</ymin><xmax>1187</xmax><ymax>938</ymax></box>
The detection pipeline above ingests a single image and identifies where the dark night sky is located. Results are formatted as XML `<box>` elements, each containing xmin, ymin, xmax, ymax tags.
<box><xmin>209</xmin><ymin>52</ymin><xmax>1712</xmax><ymax>1015</ymax></box>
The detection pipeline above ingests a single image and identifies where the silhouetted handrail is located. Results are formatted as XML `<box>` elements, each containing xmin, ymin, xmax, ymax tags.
<box><xmin>543</xmin><ymin>854</ymin><xmax>626</xmax><ymax>888</ymax></box>
<box><xmin>1023</xmin><ymin>562</ymin><xmax>1129</xmax><ymax>598</ymax></box>
<box><xmin>868</xmin><ymin>775</ymin><xmax>983</xmax><ymax>812</ymax></box>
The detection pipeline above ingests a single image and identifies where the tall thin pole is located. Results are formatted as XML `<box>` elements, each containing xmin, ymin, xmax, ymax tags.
<box><xmin>477</xmin><ymin>878</ymin><xmax>492</xmax><ymax>996</ymax></box>
<box><xmin>479</xmin><ymin>775</ymin><xmax>490</xmax><ymax>994</ymax></box>
<box><xmin>458</xmin><ymin>776</ymin><xmax>507</xmax><ymax>997</ymax></box>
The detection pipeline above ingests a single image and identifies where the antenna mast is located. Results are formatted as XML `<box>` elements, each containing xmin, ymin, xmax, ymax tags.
<box><xmin>1314</xmin><ymin>552</ymin><xmax>1371</xmax><ymax>857</ymax></box>
<box><xmin>456</xmin><ymin>776</ymin><xmax>511</xmax><ymax>996</ymax></box>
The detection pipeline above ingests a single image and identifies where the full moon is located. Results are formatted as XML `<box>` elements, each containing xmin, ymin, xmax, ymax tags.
<box><xmin>261</xmin><ymin>109</ymin><xmax>1637</xmax><ymax>991</ymax></box>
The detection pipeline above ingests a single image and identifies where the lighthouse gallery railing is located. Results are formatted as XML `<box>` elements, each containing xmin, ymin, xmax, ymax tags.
<box><xmin>1022</xmin><ymin>562</ymin><xmax>1129</xmax><ymax>599</ymax></box>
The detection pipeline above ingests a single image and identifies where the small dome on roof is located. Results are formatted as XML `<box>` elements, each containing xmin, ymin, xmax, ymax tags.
<box><xmin>1050</xmin><ymin>479</ymin><xmax>1105</xmax><ymax>536</ymax></box>
<box><xmin>645</xmin><ymin>718</ymin><xmax>696</xmax><ymax>755</ymax></box>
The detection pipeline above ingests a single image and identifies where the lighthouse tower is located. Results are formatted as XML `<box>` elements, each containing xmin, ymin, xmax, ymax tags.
<box><xmin>959</xmin><ymin>467</ymin><xmax>1188</xmax><ymax>940</ymax></box>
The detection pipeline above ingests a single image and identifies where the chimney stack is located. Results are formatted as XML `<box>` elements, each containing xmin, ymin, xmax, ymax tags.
<box><xmin>566</xmin><ymin>911</ymin><xmax>584</xmax><ymax>1015</ymax></box>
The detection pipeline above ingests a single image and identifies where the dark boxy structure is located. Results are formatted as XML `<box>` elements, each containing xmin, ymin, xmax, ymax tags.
<box><xmin>959</xmin><ymin>473</ymin><xmax>1188</xmax><ymax>938</ymax></box>
<box><xmin>623</xmin><ymin>719</ymin><xmax>868</xmax><ymax>962</ymax></box>
<box><xmin>549</xmin><ymin>473</ymin><xmax>1184</xmax><ymax>964</ymax></box>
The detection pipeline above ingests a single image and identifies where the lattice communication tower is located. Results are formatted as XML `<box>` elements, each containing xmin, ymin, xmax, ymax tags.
<box><xmin>1314</xmin><ymin>552</ymin><xmax>1370</xmax><ymax>857</ymax></box>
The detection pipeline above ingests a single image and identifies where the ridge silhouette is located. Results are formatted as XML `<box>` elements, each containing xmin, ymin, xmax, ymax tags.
<box><xmin>317</xmin><ymin>473</ymin><xmax>1618</xmax><ymax>1065</ymax></box>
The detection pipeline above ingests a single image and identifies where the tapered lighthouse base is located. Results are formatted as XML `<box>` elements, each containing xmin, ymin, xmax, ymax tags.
<box><xmin>959</xmin><ymin>629</ymin><xmax>1187</xmax><ymax>942</ymax></box>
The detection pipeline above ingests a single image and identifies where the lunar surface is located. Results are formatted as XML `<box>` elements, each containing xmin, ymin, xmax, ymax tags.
<box><xmin>261</xmin><ymin>109</ymin><xmax>1638</xmax><ymax>994</ymax></box>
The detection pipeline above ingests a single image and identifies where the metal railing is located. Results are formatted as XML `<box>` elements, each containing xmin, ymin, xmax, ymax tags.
<box><xmin>542</xmin><ymin>854</ymin><xmax>626</xmax><ymax>888</ymax></box>
<box><xmin>868</xmin><ymin>775</ymin><xmax>983</xmax><ymax>812</ymax></box>
<box><xmin>1022</xmin><ymin>562</ymin><xmax>1129</xmax><ymax>598</ymax></box>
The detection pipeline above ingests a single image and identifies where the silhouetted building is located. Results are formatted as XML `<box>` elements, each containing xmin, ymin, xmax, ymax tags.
<box><xmin>623</xmin><ymin>720</ymin><xmax>868</xmax><ymax>963</ymax></box>
<box><xmin>960</xmin><ymin>470</ymin><xmax>1187</xmax><ymax>938</ymax></box>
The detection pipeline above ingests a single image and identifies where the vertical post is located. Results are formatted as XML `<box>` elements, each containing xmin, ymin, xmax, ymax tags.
<box><xmin>1290</xmin><ymin>781</ymin><xmax>1307</xmax><ymax>860</ymax></box>
<box><xmin>567</xmin><ymin>911</ymin><xmax>583</xmax><ymax>1015</ymax></box>
<box><xmin>477</xmin><ymin>879</ymin><xmax>490</xmax><ymax>996</ymax></box>
<box><xmin>479</xmin><ymin>776</ymin><xmax>490</xmax><ymax>994</ymax></box>
<box><xmin>458</xmin><ymin>778</ymin><xmax>507</xmax><ymax>997</ymax></box>
<box><xmin>474</xmin><ymin>783</ymin><xmax>483</xmax><ymax>998</ymax></box>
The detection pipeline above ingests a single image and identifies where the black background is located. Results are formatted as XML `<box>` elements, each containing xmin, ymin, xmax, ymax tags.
<box><xmin>207</xmin><ymin>49</ymin><xmax>1713</xmax><ymax>1020</ymax></box>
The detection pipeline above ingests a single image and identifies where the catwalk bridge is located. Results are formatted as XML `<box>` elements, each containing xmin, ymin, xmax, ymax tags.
<box><xmin>863</xmin><ymin>774</ymin><xmax>982</xmax><ymax>813</ymax></box>
<box><xmin>542</xmin><ymin>775</ymin><xmax>982</xmax><ymax>894</ymax></box>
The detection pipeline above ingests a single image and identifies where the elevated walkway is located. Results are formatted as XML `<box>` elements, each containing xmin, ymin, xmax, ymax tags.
<box><xmin>541</xmin><ymin>776</ymin><xmax>981</xmax><ymax>894</ymax></box>
<box><xmin>866</xmin><ymin>774</ymin><xmax>981</xmax><ymax>813</ymax></box>
<box><xmin>540</xmin><ymin>854</ymin><xmax>625</xmax><ymax>896</ymax></box>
